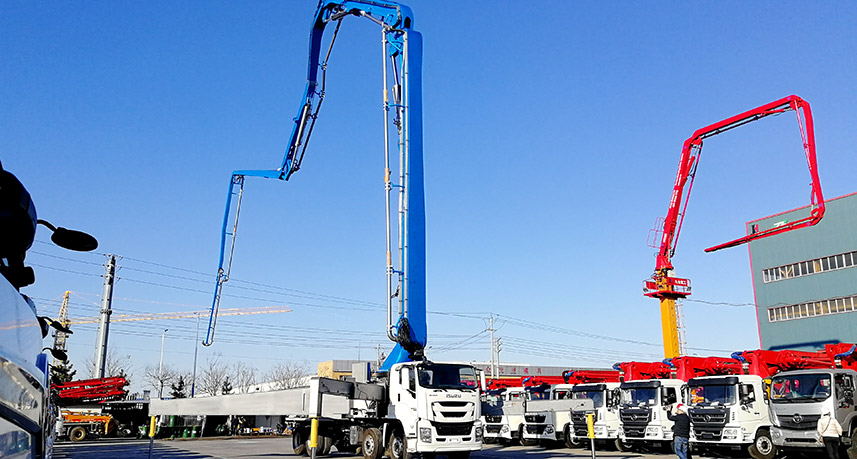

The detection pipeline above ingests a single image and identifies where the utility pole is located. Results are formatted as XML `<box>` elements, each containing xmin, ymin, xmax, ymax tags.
<box><xmin>158</xmin><ymin>329</ymin><xmax>168</xmax><ymax>399</ymax></box>
<box><xmin>488</xmin><ymin>314</ymin><xmax>497</xmax><ymax>380</ymax></box>
<box><xmin>93</xmin><ymin>255</ymin><xmax>116</xmax><ymax>378</ymax></box>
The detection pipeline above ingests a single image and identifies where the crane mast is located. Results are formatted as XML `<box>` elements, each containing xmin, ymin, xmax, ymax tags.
<box><xmin>204</xmin><ymin>1</ymin><xmax>426</xmax><ymax>371</ymax></box>
<box><xmin>645</xmin><ymin>95</ymin><xmax>824</xmax><ymax>359</ymax></box>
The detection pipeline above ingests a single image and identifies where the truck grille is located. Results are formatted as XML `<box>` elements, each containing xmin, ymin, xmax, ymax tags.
<box><xmin>431</xmin><ymin>422</ymin><xmax>473</xmax><ymax>436</ymax></box>
<box><xmin>777</xmin><ymin>414</ymin><xmax>820</xmax><ymax>431</ymax></box>
<box><xmin>619</xmin><ymin>408</ymin><xmax>651</xmax><ymax>425</ymax></box>
<box><xmin>693</xmin><ymin>427</ymin><xmax>723</xmax><ymax>441</ymax></box>
<box><xmin>524</xmin><ymin>414</ymin><xmax>546</xmax><ymax>423</ymax></box>
<box><xmin>622</xmin><ymin>425</ymin><xmax>646</xmax><ymax>438</ymax></box>
<box><xmin>688</xmin><ymin>407</ymin><xmax>728</xmax><ymax>426</ymax></box>
<box><xmin>485</xmin><ymin>425</ymin><xmax>502</xmax><ymax>434</ymax></box>
<box><xmin>485</xmin><ymin>415</ymin><xmax>502</xmax><ymax>423</ymax></box>
<box><xmin>525</xmin><ymin>424</ymin><xmax>546</xmax><ymax>434</ymax></box>
<box><xmin>571</xmin><ymin>413</ymin><xmax>588</xmax><ymax>436</ymax></box>
<box><xmin>431</xmin><ymin>401</ymin><xmax>474</xmax><ymax>421</ymax></box>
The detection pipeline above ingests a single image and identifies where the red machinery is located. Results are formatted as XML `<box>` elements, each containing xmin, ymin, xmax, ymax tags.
<box><xmin>733</xmin><ymin>343</ymin><xmax>857</xmax><ymax>378</ymax></box>
<box><xmin>668</xmin><ymin>356</ymin><xmax>744</xmax><ymax>381</ymax></box>
<box><xmin>562</xmin><ymin>369</ymin><xmax>620</xmax><ymax>384</ymax></box>
<box><xmin>613</xmin><ymin>361</ymin><xmax>673</xmax><ymax>382</ymax></box>
<box><xmin>646</xmin><ymin>95</ymin><xmax>824</xmax><ymax>359</ymax></box>
<box><xmin>52</xmin><ymin>377</ymin><xmax>128</xmax><ymax>405</ymax></box>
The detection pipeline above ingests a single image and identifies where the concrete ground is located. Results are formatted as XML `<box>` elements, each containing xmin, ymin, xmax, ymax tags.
<box><xmin>52</xmin><ymin>437</ymin><xmax>750</xmax><ymax>459</ymax></box>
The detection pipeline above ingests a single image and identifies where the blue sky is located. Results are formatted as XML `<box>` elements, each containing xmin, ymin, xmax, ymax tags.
<box><xmin>2</xmin><ymin>1</ymin><xmax>856</xmax><ymax>391</ymax></box>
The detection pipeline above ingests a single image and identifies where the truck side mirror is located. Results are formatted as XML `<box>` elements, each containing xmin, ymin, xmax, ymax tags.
<box><xmin>740</xmin><ymin>384</ymin><xmax>755</xmax><ymax>404</ymax></box>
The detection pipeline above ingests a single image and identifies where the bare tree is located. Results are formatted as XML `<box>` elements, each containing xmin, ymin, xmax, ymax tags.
<box><xmin>144</xmin><ymin>364</ymin><xmax>176</xmax><ymax>397</ymax></box>
<box><xmin>86</xmin><ymin>348</ymin><xmax>134</xmax><ymax>382</ymax></box>
<box><xmin>199</xmin><ymin>352</ymin><xmax>229</xmax><ymax>396</ymax></box>
<box><xmin>233</xmin><ymin>361</ymin><xmax>257</xmax><ymax>393</ymax></box>
<box><xmin>266</xmin><ymin>361</ymin><xmax>310</xmax><ymax>390</ymax></box>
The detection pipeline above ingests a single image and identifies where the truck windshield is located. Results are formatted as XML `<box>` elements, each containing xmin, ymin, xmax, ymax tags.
<box><xmin>770</xmin><ymin>374</ymin><xmax>832</xmax><ymax>403</ymax></box>
<box><xmin>572</xmin><ymin>390</ymin><xmax>604</xmax><ymax>408</ymax></box>
<box><xmin>553</xmin><ymin>390</ymin><xmax>572</xmax><ymax>400</ymax></box>
<box><xmin>689</xmin><ymin>384</ymin><xmax>736</xmax><ymax>406</ymax></box>
<box><xmin>621</xmin><ymin>388</ymin><xmax>657</xmax><ymax>407</ymax></box>
<box><xmin>417</xmin><ymin>364</ymin><xmax>477</xmax><ymax>390</ymax></box>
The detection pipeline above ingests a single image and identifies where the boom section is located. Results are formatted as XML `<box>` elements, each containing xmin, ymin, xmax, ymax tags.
<box><xmin>655</xmin><ymin>95</ymin><xmax>823</xmax><ymax>273</ymax></box>
<box><xmin>205</xmin><ymin>0</ymin><xmax>427</xmax><ymax>369</ymax></box>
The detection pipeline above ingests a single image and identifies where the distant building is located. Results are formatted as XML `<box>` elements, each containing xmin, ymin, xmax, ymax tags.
<box><xmin>747</xmin><ymin>192</ymin><xmax>857</xmax><ymax>350</ymax></box>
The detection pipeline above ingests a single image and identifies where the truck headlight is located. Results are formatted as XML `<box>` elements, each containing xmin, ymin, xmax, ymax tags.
<box><xmin>544</xmin><ymin>425</ymin><xmax>554</xmax><ymax>434</ymax></box>
<box><xmin>722</xmin><ymin>428</ymin><xmax>740</xmax><ymax>440</ymax></box>
<box><xmin>419</xmin><ymin>427</ymin><xmax>432</xmax><ymax>443</ymax></box>
<box><xmin>500</xmin><ymin>424</ymin><xmax>509</xmax><ymax>433</ymax></box>
<box><xmin>475</xmin><ymin>426</ymin><xmax>483</xmax><ymax>441</ymax></box>
<box><xmin>771</xmin><ymin>415</ymin><xmax>780</xmax><ymax>427</ymax></box>
<box><xmin>594</xmin><ymin>425</ymin><xmax>606</xmax><ymax>435</ymax></box>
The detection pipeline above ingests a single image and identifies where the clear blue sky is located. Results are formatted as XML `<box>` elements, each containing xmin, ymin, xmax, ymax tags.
<box><xmin>2</xmin><ymin>1</ymin><xmax>856</xmax><ymax>391</ymax></box>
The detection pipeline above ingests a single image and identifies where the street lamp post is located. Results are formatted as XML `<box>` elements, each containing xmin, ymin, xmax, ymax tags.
<box><xmin>158</xmin><ymin>328</ymin><xmax>168</xmax><ymax>398</ymax></box>
<box><xmin>191</xmin><ymin>314</ymin><xmax>200</xmax><ymax>397</ymax></box>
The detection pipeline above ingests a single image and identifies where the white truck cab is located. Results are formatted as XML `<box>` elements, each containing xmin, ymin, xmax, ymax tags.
<box><xmin>481</xmin><ymin>387</ymin><xmax>526</xmax><ymax>444</ymax></box>
<box><xmin>381</xmin><ymin>361</ymin><xmax>483</xmax><ymax>458</ymax></box>
<box><xmin>686</xmin><ymin>374</ymin><xmax>773</xmax><ymax>458</ymax></box>
<box><xmin>618</xmin><ymin>379</ymin><xmax>683</xmax><ymax>450</ymax></box>
<box><xmin>522</xmin><ymin>384</ymin><xmax>577</xmax><ymax>447</ymax></box>
<box><xmin>570</xmin><ymin>382</ymin><xmax>628</xmax><ymax>450</ymax></box>
<box><xmin>769</xmin><ymin>369</ymin><xmax>857</xmax><ymax>457</ymax></box>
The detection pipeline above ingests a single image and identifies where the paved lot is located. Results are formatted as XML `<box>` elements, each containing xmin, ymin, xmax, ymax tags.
<box><xmin>53</xmin><ymin>437</ymin><xmax>747</xmax><ymax>459</ymax></box>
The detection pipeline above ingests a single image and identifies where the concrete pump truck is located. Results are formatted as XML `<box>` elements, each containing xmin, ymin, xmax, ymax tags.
<box><xmin>190</xmin><ymin>2</ymin><xmax>483</xmax><ymax>458</ymax></box>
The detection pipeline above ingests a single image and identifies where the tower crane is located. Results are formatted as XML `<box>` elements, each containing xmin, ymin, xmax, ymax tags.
<box><xmin>204</xmin><ymin>1</ymin><xmax>426</xmax><ymax>372</ymax></box>
<box><xmin>645</xmin><ymin>95</ymin><xmax>825</xmax><ymax>359</ymax></box>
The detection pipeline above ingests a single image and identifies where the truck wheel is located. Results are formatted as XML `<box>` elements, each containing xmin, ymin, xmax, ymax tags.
<box><xmin>319</xmin><ymin>435</ymin><xmax>333</xmax><ymax>455</ymax></box>
<box><xmin>614</xmin><ymin>438</ymin><xmax>631</xmax><ymax>452</ymax></box>
<box><xmin>848</xmin><ymin>428</ymin><xmax>857</xmax><ymax>459</ymax></box>
<box><xmin>292</xmin><ymin>428</ymin><xmax>307</xmax><ymax>456</ymax></box>
<box><xmin>361</xmin><ymin>427</ymin><xmax>383</xmax><ymax>459</ymax></box>
<box><xmin>748</xmin><ymin>429</ymin><xmax>776</xmax><ymax>459</ymax></box>
<box><xmin>69</xmin><ymin>426</ymin><xmax>87</xmax><ymax>442</ymax></box>
<box><xmin>388</xmin><ymin>431</ymin><xmax>410</xmax><ymax>459</ymax></box>
<box><xmin>563</xmin><ymin>426</ymin><xmax>580</xmax><ymax>448</ymax></box>
<box><xmin>518</xmin><ymin>425</ymin><xmax>537</xmax><ymax>446</ymax></box>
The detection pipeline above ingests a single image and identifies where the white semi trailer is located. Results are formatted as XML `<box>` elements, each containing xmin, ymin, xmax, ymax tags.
<box><xmin>151</xmin><ymin>361</ymin><xmax>482</xmax><ymax>459</ymax></box>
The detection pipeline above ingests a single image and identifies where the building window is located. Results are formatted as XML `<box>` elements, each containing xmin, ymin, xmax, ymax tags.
<box><xmin>762</xmin><ymin>250</ymin><xmax>857</xmax><ymax>283</ymax></box>
<box><xmin>768</xmin><ymin>294</ymin><xmax>857</xmax><ymax>323</ymax></box>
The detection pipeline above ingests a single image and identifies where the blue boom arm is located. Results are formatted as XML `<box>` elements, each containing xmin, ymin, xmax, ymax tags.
<box><xmin>204</xmin><ymin>1</ymin><xmax>426</xmax><ymax>371</ymax></box>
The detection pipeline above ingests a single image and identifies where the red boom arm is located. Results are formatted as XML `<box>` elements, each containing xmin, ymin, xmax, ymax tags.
<box><xmin>655</xmin><ymin>95</ymin><xmax>824</xmax><ymax>273</ymax></box>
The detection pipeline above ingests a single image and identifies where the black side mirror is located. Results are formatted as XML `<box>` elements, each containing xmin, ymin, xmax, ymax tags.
<box><xmin>42</xmin><ymin>347</ymin><xmax>68</xmax><ymax>362</ymax></box>
<box><xmin>38</xmin><ymin>220</ymin><xmax>98</xmax><ymax>252</ymax></box>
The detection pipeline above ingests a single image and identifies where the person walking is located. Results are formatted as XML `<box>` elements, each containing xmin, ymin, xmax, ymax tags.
<box><xmin>667</xmin><ymin>403</ymin><xmax>692</xmax><ymax>459</ymax></box>
<box><xmin>817</xmin><ymin>407</ymin><xmax>843</xmax><ymax>459</ymax></box>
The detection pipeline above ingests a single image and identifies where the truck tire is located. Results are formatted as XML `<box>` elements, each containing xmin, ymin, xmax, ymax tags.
<box><xmin>614</xmin><ymin>438</ymin><xmax>631</xmax><ymax>452</ymax></box>
<box><xmin>388</xmin><ymin>431</ymin><xmax>410</xmax><ymax>459</ymax></box>
<box><xmin>292</xmin><ymin>428</ymin><xmax>307</xmax><ymax>456</ymax></box>
<box><xmin>563</xmin><ymin>426</ymin><xmax>580</xmax><ymax>448</ymax></box>
<box><xmin>748</xmin><ymin>429</ymin><xmax>776</xmax><ymax>459</ymax></box>
<box><xmin>847</xmin><ymin>428</ymin><xmax>857</xmax><ymax>459</ymax></box>
<box><xmin>69</xmin><ymin>426</ymin><xmax>87</xmax><ymax>442</ymax></box>
<box><xmin>361</xmin><ymin>427</ymin><xmax>383</xmax><ymax>459</ymax></box>
<box><xmin>320</xmin><ymin>435</ymin><xmax>333</xmax><ymax>455</ymax></box>
<box><xmin>518</xmin><ymin>425</ymin><xmax>537</xmax><ymax>446</ymax></box>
